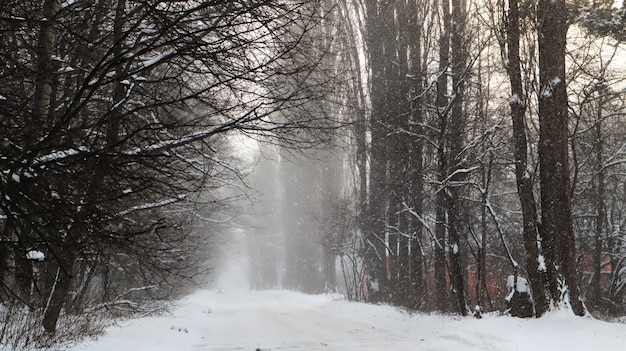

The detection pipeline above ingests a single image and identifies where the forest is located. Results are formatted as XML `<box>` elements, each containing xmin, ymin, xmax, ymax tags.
<box><xmin>0</xmin><ymin>0</ymin><xmax>625</xmax><ymax>348</ymax></box>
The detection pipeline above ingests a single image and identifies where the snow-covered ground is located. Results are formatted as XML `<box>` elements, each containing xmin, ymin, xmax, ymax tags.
<box><xmin>68</xmin><ymin>268</ymin><xmax>626</xmax><ymax>351</ymax></box>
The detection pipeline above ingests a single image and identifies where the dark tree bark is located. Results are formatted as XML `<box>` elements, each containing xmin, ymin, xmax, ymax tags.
<box><xmin>363</xmin><ymin>0</ymin><xmax>391</xmax><ymax>302</ymax></box>
<box><xmin>0</xmin><ymin>220</ymin><xmax>10</xmax><ymax>302</ymax></box>
<box><xmin>447</xmin><ymin>0</ymin><xmax>468</xmax><ymax>316</ymax></box>
<box><xmin>590</xmin><ymin>110</ymin><xmax>605</xmax><ymax>309</ymax></box>
<box><xmin>537</xmin><ymin>0</ymin><xmax>585</xmax><ymax>316</ymax></box>
<box><xmin>407</xmin><ymin>0</ymin><xmax>426</xmax><ymax>309</ymax></box>
<box><xmin>386</xmin><ymin>0</ymin><xmax>413</xmax><ymax>307</ymax></box>
<box><xmin>30</xmin><ymin>0</ymin><xmax>61</xmax><ymax>140</ymax></box>
<box><xmin>381</xmin><ymin>0</ymin><xmax>400</xmax><ymax>302</ymax></box>
<box><xmin>434</xmin><ymin>0</ymin><xmax>451</xmax><ymax>313</ymax></box>
<box><xmin>505</xmin><ymin>0</ymin><xmax>548</xmax><ymax>317</ymax></box>
<box><xmin>42</xmin><ymin>246</ymin><xmax>76</xmax><ymax>334</ymax></box>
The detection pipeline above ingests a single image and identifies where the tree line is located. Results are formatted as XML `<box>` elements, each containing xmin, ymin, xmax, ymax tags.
<box><xmin>244</xmin><ymin>0</ymin><xmax>626</xmax><ymax>320</ymax></box>
<box><xmin>0</xmin><ymin>0</ymin><xmax>340</xmax><ymax>346</ymax></box>
<box><xmin>329</xmin><ymin>0</ymin><xmax>626</xmax><ymax>317</ymax></box>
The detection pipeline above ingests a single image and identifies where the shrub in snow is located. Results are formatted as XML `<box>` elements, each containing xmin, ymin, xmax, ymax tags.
<box><xmin>0</xmin><ymin>303</ymin><xmax>107</xmax><ymax>350</ymax></box>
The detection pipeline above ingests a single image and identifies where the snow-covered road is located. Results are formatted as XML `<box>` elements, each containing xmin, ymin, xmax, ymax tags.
<box><xmin>70</xmin><ymin>287</ymin><xmax>626</xmax><ymax>351</ymax></box>
<box><xmin>65</xmin><ymin>244</ymin><xmax>626</xmax><ymax>351</ymax></box>
<box><xmin>198</xmin><ymin>290</ymin><xmax>421</xmax><ymax>350</ymax></box>
<box><xmin>71</xmin><ymin>289</ymin><xmax>429</xmax><ymax>351</ymax></box>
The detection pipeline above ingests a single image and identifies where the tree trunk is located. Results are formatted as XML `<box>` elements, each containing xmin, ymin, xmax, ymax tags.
<box><xmin>0</xmin><ymin>220</ymin><xmax>10</xmax><ymax>303</ymax></box>
<box><xmin>591</xmin><ymin>119</ymin><xmax>605</xmax><ymax>309</ymax></box>
<box><xmin>42</xmin><ymin>247</ymin><xmax>76</xmax><ymax>334</ymax></box>
<box><xmin>30</xmin><ymin>0</ymin><xmax>62</xmax><ymax>138</ymax></box>
<box><xmin>407</xmin><ymin>0</ymin><xmax>426</xmax><ymax>310</ymax></box>
<box><xmin>505</xmin><ymin>0</ymin><xmax>549</xmax><ymax>317</ymax></box>
<box><xmin>14</xmin><ymin>245</ymin><xmax>34</xmax><ymax>305</ymax></box>
<box><xmin>434</xmin><ymin>0</ymin><xmax>451</xmax><ymax>313</ymax></box>
<box><xmin>363</xmin><ymin>0</ymin><xmax>391</xmax><ymax>302</ymax></box>
<box><xmin>478</xmin><ymin>163</ymin><xmax>489</xmax><ymax>309</ymax></box>
<box><xmin>537</xmin><ymin>0</ymin><xmax>585</xmax><ymax>316</ymax></box>
<box><xmin>323</xmin><ymin>244</ymin><xmax>337</xmax><ymax>292</ymax></box>
<box><xmin>447</xmin><ymin>0</ymin><xmax>468</xmax><ymax>317</ymax></box>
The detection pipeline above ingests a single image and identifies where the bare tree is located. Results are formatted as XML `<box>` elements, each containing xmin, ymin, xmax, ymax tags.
<box><xmin>501</xmin><ymin>0</ymin><xmax>548</xmax><ymax>317</ymax></box>
<box><xmin>1</xmin><ymin>0</ymin><xmax>343</xmax><ymax>339</ymax></box>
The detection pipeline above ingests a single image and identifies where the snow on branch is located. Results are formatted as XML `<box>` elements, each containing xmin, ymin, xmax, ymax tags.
<box><xmin>141</xmin><ymin>49</ymin><xmax>177</xmax><ymax>70</ymax></box>
<box><xmin>365</xmin><ymin>236</ymin><xmax>384</xmax><ymax>262</ymax></box>
<box><xmin>540</xmin><ymin>77</ymin><xmax>562</xmax><ymax>98</ymax></box>
<box><xmin>117</xmin><ymin>194</ymin><xmax>187</xmax><ymax>217</ymax></box>
<box><xmin>84</xmin><ymin>285</ymin><xmax>159</xmax><ymax>313</ymax></box>
<box><xmin>436</xmin><ymin>165</ymin><xmax>481</xmax><ymax>192</ymax></box>
<box><xmin>192</xmin><ymin>211</ymin><xmax>237</xmax><ymax>224</ymax></box>
<box><xmin>401</xmin><ymin>201</ymin><xmax>441</xmax><ymax>252</ymax></box>
<box><xmin>123</xmin><ymin>126</ymin><xmax>228</xmax><ymax>156</ymax></box>
<box><xmin>486</xmin><ymin>200</ymin><xmax>518</xmax><ymax>269</ymax></box>
<box><xmin>509</xmin><ymin>93</ymin><xmax>526</xmax><ymax>108</ymax></box>
<box><xmin>32</xmin><ymin>146</ymin><xmax>88</xmax><ymax>166</ymax></box>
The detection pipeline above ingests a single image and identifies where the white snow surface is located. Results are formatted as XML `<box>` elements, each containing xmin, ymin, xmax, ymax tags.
<box><xmin>25</xmin><ymin>250</ymin><xmax>45</xmax><ymax>261</ymax></box>
<box><xmin>67</xmin><ymin>288</ymin><xmax>626</xmax><ymax>350</ymax></box>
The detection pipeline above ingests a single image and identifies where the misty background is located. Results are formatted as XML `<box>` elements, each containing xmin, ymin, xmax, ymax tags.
<box><xmin>211</xmin><ymin>140</ymin><xmax>350</xmax><ymax>296</ymax></box>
